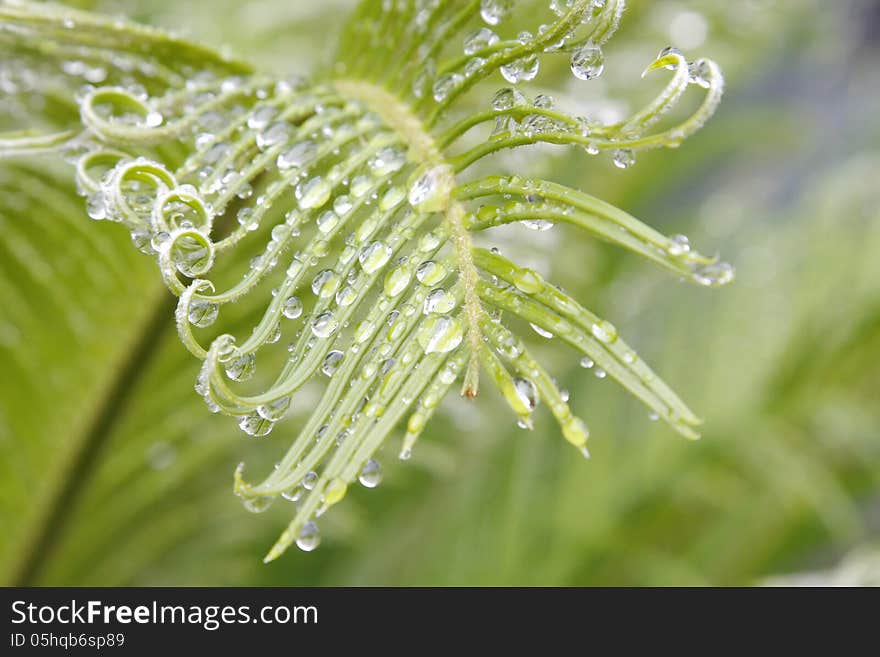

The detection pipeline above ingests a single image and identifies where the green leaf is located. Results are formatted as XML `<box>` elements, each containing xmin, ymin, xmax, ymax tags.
<box><xmin>1</xmin><ymin>0</ymin><xmax>733</xmax><ymax>568</ymax></box>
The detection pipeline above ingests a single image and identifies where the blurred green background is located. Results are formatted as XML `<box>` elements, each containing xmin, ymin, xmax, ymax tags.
<box><xmin>1</xmin><ymin>0</ymin><xmax>878</xmax><ymax>586</ymax></box>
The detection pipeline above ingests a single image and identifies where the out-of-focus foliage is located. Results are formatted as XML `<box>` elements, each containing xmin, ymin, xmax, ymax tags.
<box><xmin>1</xmin><ymin>0</ymin><xmax>878</xmax><ymax>585</ymax></box>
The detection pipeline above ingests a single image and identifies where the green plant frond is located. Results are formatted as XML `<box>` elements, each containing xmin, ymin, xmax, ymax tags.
<box><xmin>1</xmin><ymin>0</ymin><xmax>732</xmax><ymax>560</ymax></box>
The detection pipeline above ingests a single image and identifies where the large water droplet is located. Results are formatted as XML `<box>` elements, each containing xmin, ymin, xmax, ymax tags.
<box><xmin>368</xmin><ymin>147</ymin><xmax>406</xmax><ymax>175</ymax></box>
<box><xmin>321</xmin><ymin>350</ymin><xmax>344</xmax><ymax>377</ymax></box>
<box><xmin>423</xmin><ymin>288</ymin><xmax>456</xmax><ymax>314</ymax></box>
<box><xmin>359</xmin><ymin>459</ymin><xmax>383</xmax><ymax>488</ymax></box>
<box><xmin>225</xmin><ymin>353</ymin><xmax>256</xmax><ymax>381</ymax></box>
<box><xmin>480</xmin><ymin>0</ymin><xmax>512</xmax><ymax>26</ymax></box>
<box><xmin>316</xmin><ymin>210</ymin><xmax>339</xmax><ymax>234</ymax></box>
<box><xmin>612</xmin><ymin>149</ymin><xmax>635</xmax><ymax>169</ymax></box>
<box><xmin>277</xmin><ymin>140</ymin><xmax>317</xmax><ymax>170</ymax></box>
<box><xmin>591</xmin><ymin>320</ymin><xmax>617</xmax><ymax>343</ymax></box>
<box><xmin>256</xmin><ymin>122</ymin><xmax>290</xmax><ymax>150</ymax></box>
<box><xmin>359</xmin><ymin>241</ymin><xmax>392</xmax><ymax>273</ymax></box>
<box><xmin>417</xmin><ymin>315</ymin><xmax>464</xmax><ymax>353</ymax></box>
<box><xmin>432</xmin><ymin>73</ymin><xmax>464</xmax><ymax>102</ymax></box>
<box><xmin>492</xmin><ymin>87</ymin><xmax>527</xmax><ymax>111</ymax></box>
<box><xmin>296</xmin><ymin>521</ymin><xmax>321</xmax><ymax>552</ymax></box>
<box><xmin>238</xmin><ymin>412</ymin><xmax>274</xmax><ymax>437</ymax></box>
<box><xmin>667</xmin><ymin>234</ymin><xmax>691</xmax><ymax>256</ymax></box>
<box><xmin>283</xmin><ymin>296</ymin><xmax>303</xmax><ymax>319</ymax></box>
<box><xmin>384</xmin><ymin>267</ymin><xmax>412</xmax><ymax>297</ymax></box>
<box><xmin>302</xmin><ymin>471</ymin><xmax>318</xmax><ymax>490</ymax></box>
<box><xmin>513</xmin><ymin>377</ymin><xmax>538</xmax><ymax>411</ymax></box>
<box><xmin>188</xmin><ymin>299</ymin><xmax>218</xmax><ymax>327</ymax></box>
<box><xmin>257</xmin><ymin>396</ymin><xmax>290</xmax><ymax>422</ymax></box>
<box><xmin>296</xmin><ymin>176</ymin><xmax>331</xmax><ymax>209</ymax></box>
<box><xmin>570</xmin><ymin>43</ymin><xmax>605</xmax><ymax>80</ymax></box>
<box><xmin>500</xmin><ymin>55</ymin><xmax>539</xmax><ymax>84</ymax></box>
<box><xmin>464</xmin><ymin>27</ymin><xmax>499</xmax><ymax>55</ymax></box>
<box><xmin>530</xmin><ymin>323</ymin><xmax>554</xmax><ymax>338</ymax></box>
<box><xmin>692</xmin><ymin>261</ymin><xmax>734</xmax><ymax>287</ymax></box>
<box><xmin>415</xmin><ymin>260</ymin><xmax>449</xmax><ymax>286</ymax></box>
<box><xmin>311</xmin><ymin>311</ymin><xmax>340</xmax><ymax>338</ymax></box>
<box><xmin>408</xmin><ymin>164</ymin><xmax>455</xmax><ymax>212</ymax></box>
<box><xmin>311</xmin><ymin>269</ymin><xmax>341</xmax><ymax>298</ymax></box>
<box><xmin>247</xmin><ymin>106</ymin><xmax>277</xmax><ymax>131</ymax></box>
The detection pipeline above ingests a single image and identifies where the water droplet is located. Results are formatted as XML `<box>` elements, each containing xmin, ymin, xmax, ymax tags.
<box><xmin>668</xmin><ymin>234</ymin><xmax>691</xmax><ymax>256</ymax></box>
<box><xmin>579</xmin><ymin>356</ymin><xmax>594</xmax><ymax>368</ymax></box>
<box><xmin>692</xmin><ymin>261</ymin><xmax>734</xmax><ymax>287</ymax></box>
<box><xmin>257</xmin><ymin>396</ymin><xmax>291</xmax><ymax>421</ymax></box>
<box><xmin>530</xmin><ymin>323</ymin><xmax>554</xmax><ymax>338</ymax></box>
<box><xmin>265</xmin><ymin>322</ymin><xmax>282</xmax><ymax>344</ymax></box>
<box><xmin>612</xmin><ymin>149</ymin><xmax>635</xmax><ymax>169</ymax></box>
<box><xmin>423</xmin><ymin>288</ymin><xmax>456</xmax><ymax>314</ymax></box>
<box><xmin>226</xmin><ymin>353</ymin><xmax>256</xmax><ymax>381</ymax></box>
<box><xmin>591</xmin><ymin>320</ymin><xmax>617</xmax><ymax>343</ymax></box>
<box><xmin>238</xmin><ymin>412</ymin><xmax>274</xmax><ymax>437</ymax></box>
<box><xmin>433</xmin><ymin>73</ymin><xmax>464</xmax><ymax>102</ymax></box>
<box><xmin>359</xmin><ymin>241</ymin><xmax>392</xmax><ymax>273</ymax></box>
<box><xmin>188</xmin><ymin>299</ymin><xmax>218</xmax><ymax>327</ymax></box>
<box><xmin>282</xmin><ymin>486</ymin><xmax>302</xmax><ymax>502</ymax></box>
<box><xmin>335</xmin><ymin>285</ymin><xmax>358</xmax><ymax>307</ymax></box>
<box><xmin>311</xmin><ymin>269</ymin><xmax>341</xmax><ymax>298</ymax></box>
<box><xmin>688</xmin><ymin>59</ymin><xmax>712</xmax><ymax>88</ymax></box>
<box><xmin>311</xmin><ymin>311</ymin><xmax>340</xmax><ymax>338</ymax></box>
<box><xmin>359</xmin><ymin>459</ymin><xmax>383</xmax><ymax>488</ymax></box>
<box><xmin>333</xmin><ymin>195</ymin><xmax>353</xmax><ymax>215</ymax></box>
<box><xmin>296</xmin><ymin>521</ymin><xmax>321</xmax><ymax>552</ymax></box>
<box><xmin>85</xmin><ymin>191</ymin><xmax>107</xmax><ymax>220</ymax></box>
<box><xmin>354</xmin><ymin>320</ymin><xmax>375</xmax><ymax>344</ymax></box>
<box><xmin>500</xmin><ymin>55</ymin><xmax>539</xmax><ymax>84</ymax></box>
<box><xmin>408</xmin><ymin>164</ymin><xmax>454</xmax><ymax>212</ymax></box>
<box><xmin>513</xmin><ymin>268</ymin><xmax>543</xmax><ymax>293</ymax></box>
<box><xmin>384</xmin><ymin>267</ymin><xmax>412</xmax><ymax>297</ymax></box>
<box><xmin>256</xmin><ymin>121</ymin><xmax>290</xmax><ymax>150</ymax></box>
<box><xmin>380</xmin><ymin>186</ymin><xmax>406</xmax><ymax>211</ymax></box>
<box><xmin>283</xmin><ymin>296</ymin><xmax>303</xmax><ymax>319</ymax></box>
<box><xmin>368</xmin><ymin>147</ymin><xmax>406</xmax><ymax>175</ymax></box>
<box><xmin>296</xmin><ymin>176</ymin><xmax>331</xmax><ymax>209</ymax></box>
<box><xmin>570</xmin><ymin>43</ymin><xmax>605</xmax><ymax>80</ymax></box>
<box><xmin>302</xmin><ymin>471</ymin><xmax>318</xmax><ymax>490</ymax></box>
<box><xmin>480</xmin><ymin>0</ymin><xmax>512</xmax><ymax>26</ymax></box>
<box><xmin>168</xmin><ymin>232</ymin><xmax>213</xmax><ymax>277</ymax></box>
<box><xmin>417</xmin><ymin>315</ymin><xmax>464</xmax><ymax>353</ymax></box>
<box><xmin>415</xmin><ymin>260</ymin><xmax>449</xmax><ymax>286</ymax></box>
<box><xmin>321</xmin><ymin>350</ymin><xmax>344</xmax><ymax>376</ymax></box>
<box><xmin>350</xmin><ymin>174</ymin><xmax>373</xmax><ymax>198</ymax></box>
<box><xmin>594</xmin><ymin>367</ymin><xmax>607</xmax><ymax>379</ymax></box>
<box><xmin>247</xmin><ymin>106</ymin><xmax>277</xmax><ymax>131</ymax></box>
<box><xmin>242</xmin><ymin>496</ymin><xmax>274</xmax><ymax>513</ymax></box>
<box><xmin>277</xmin><ymin>140</ymin><xmax>317</xmax><ymax>170</ymax></box>
<box><xmin>513</xmin><ymin>377</ymin><xmax>538</xmax><ymax>411</ymax></box>
<box><xmin>464</xmin><ymin>27</ymin><xmax>499</xmax><ymax>55</ymax></box>
<box><xmin>144</xmin><ymin>111</ymin><xmax>163</xmax><ymax>128</ymax></box>
<box><xmin>522</xmin><ymin>219</ymin><xmax>553</xmax><ymax>231</ymax></box>
<box><xmin>492</xmin><ymin>87</ymin><xmax>527</xmax><ymax>111</ymax></box>
<box><xmin>313</xmin><ymin>210</ymin><xmax>337</xmax><ymax>235</ymax></box>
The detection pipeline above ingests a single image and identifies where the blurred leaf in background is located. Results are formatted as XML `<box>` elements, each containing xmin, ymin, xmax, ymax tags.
<box><xmin>0</xmin><ymin>0</ymin><xmax>878</xmax><ymax>586</ymax></box>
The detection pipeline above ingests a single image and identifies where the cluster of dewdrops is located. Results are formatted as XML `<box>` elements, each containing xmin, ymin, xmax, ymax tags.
<box><xmin>68</xmin><ymin>67</ymin><xmax>479</xmax><ymax>552</ymax></box>
<box><xmin>423</xmin><ymin>1</ymin><xmax>715</xmax><ymax>176</ymax></box>
<box><xmin>419</xmin><ymin>0</ymin><xmax>609</xmax><ymax>102</ymax></box>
